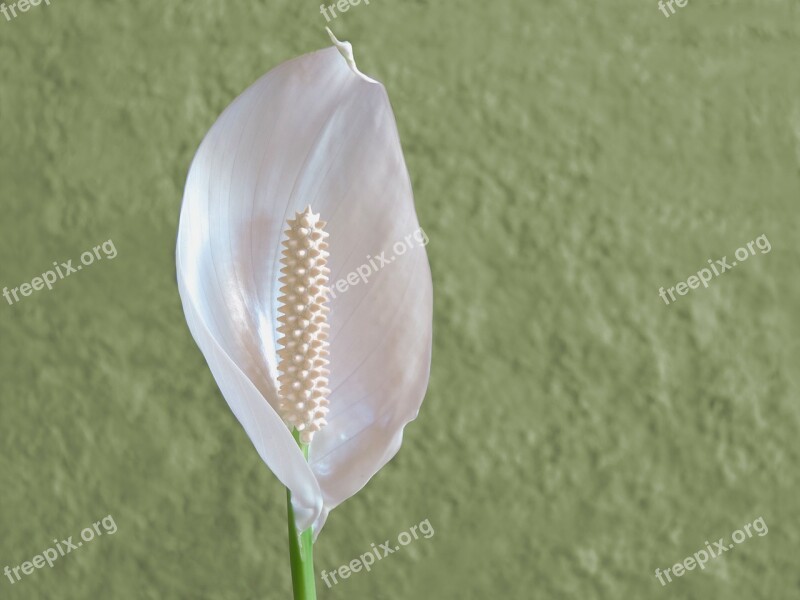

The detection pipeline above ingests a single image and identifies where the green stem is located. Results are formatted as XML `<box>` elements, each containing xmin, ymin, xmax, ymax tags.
<box><xmin>286</xmin><ymin>429</ymin><xmax>316</xmax><ymax>600</ymax></box>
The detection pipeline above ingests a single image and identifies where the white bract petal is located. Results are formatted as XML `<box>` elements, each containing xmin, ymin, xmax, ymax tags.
<box><xmin>176</xmin><ymin>34</ymin><xmax>432</xmax><ymax>537</ymax></box>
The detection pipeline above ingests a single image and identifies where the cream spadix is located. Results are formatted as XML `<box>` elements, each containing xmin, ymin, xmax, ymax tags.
<box><xmin>176</xmin><ymin>32</ymin><xmax>432</xmax><ymax>537</ymax></box>
<box><xmin>277</xmin><ymin>207</ymin><xmax>331</xmax><ymax>444</ymax></box>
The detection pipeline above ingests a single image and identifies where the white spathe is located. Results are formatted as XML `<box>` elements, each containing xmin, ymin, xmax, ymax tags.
<box><xmin>176</xmin><ymin>34</ymin><xmax>433</xmax><ymax>537</ymax></box>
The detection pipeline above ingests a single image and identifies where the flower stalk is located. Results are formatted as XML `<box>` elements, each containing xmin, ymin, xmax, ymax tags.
<box><xmin>286</xmin><ymin>431</ymin><xmax>316</xmax><ymax>600</ymax></box>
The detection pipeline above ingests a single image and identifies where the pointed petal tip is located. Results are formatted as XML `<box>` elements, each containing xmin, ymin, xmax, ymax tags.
<box><xmin>324</xmin><ymin>27</ymin><xmax>378</xmax><ymax>84</ymax></box>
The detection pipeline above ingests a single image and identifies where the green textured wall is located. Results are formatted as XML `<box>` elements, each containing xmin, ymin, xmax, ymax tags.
<box><xmin>1</xmin><ymin>0</ymin><xmax>798</xmax><ymax>598</ymax></box>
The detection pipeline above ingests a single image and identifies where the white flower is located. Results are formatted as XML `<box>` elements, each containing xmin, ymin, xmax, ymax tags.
<box><xmin>176</xmin><ymin>32</ymin><xmax>432</xmax><ymax>537</ymax></box>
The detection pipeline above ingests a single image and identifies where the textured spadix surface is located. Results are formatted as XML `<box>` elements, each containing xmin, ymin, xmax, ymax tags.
<box><xmin>176</xmin><ymin>41</ymin><xmax>432</xmax><ymax>534</ymax></box>
<box><xmin>277</xmin><ymin>207</ymin><xmax>331</xmax><ymax>445</ymax></box>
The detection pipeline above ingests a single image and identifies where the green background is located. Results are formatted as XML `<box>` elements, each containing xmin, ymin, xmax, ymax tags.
<box><xmin>1</xmin><ymin>0</ymin><xmax>798</xmax><ymax>598</ymax></box>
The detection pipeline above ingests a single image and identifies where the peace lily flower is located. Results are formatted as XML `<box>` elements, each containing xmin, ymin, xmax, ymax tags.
<box><xmin>176</xmin><ymin>29</ymin><xmax>432</xmax><ymax>598</ymax></box>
